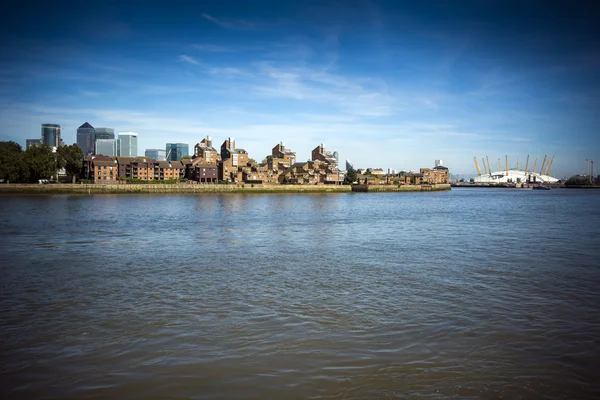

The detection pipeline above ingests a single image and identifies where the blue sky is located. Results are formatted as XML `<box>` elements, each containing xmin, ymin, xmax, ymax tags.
<box><xmin>1</xmin><ymin>0</ymin><xmax>598</xmax><ymax>177</ymax></box>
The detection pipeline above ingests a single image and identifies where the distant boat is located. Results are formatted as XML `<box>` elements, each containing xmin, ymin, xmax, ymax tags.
<box><xmin>533</xmin><ymin>185</ymin><xmax>551</xmax><ymax>190</ymax></box>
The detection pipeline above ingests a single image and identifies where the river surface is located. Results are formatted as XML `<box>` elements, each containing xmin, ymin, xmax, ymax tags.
<box><xmin>1</xmin><ymin>188</ymin><xmax>599</xmax><ymax>399</ymax></box>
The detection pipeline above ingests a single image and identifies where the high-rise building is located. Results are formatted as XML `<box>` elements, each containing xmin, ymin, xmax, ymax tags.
<box><xmin>346</xmin><ymin>159</ymin><xmax>354</xmax><ymax>170</ymax></box>
<box><xmin>41</xmin><ymin>124</ymin><xmax>61</xmax><ymax>147</ymax></box>
<box><xmin>26</xmin><ymin>139</ymin><xmax>42</xmax><ymax>149</ymax></box>
<box><xmin>76</xmin><ymin>122</ymin><xmax>95</xmax><ymax>155</ymax></box>
<box><xmin>95</xmin><ymin>139</ymin><xmax>119</xmax><ymax>156</ymax></box>
<box><xmin>145</xmin><ymin>149</ymin><xmax>167</xmax><ymax>161</ymax></box>
<box><xmin>166</xmin><ymin>143</ymin><xmax>189</xmax><ymax>161</ymax></box>
<box><xmin>95</xmin><ymin>127</ymin><xmax>115</xmax><ymax>141</ymax></box>
<box><xmin>119</xmin><ymin>132</ymin><xmax>138</xmax><ymax>157</ymax></box>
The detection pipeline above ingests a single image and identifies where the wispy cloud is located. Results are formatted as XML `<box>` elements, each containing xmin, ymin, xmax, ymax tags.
<box><xmin>178</xmin><ymin>55</ymin><xmax>200</xmax><ymax>65</ymax></box>
<box><xmin>192</xmin><ymin>44</ymin><xmax>232</xmax><ymax>52</ymax></box>
<box><xmin>201</xmin><ymin>13</ymin><xmax>254</xmax><ymax>30</ymax></box>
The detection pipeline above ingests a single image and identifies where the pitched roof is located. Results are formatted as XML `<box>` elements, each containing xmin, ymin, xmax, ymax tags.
<box><xmin>91</xmin><ymin>154</ymin><xmax>114</xmax><ymax>162</ymax></box>
<box><xmin>131</xmin><ymin>157</ymin><xmax>157</xmax><ymax>164</ymax></box>
<box><xmin>116</xmin><ymin>156</ymin><xmax>135</xmax><ymax>164</ymax></box>
<box><xmin>78</xmin><ymin>122</ymin><xmax>94</xmax><ymax>129</ymax></box>
<box><xmin>194</xmin><ymin>162</ymin><xmax>218</xmax><ymax>168</ymax></box>
<box><xmin>93</xmin><ymin>160</ymin><xmax>117</xmax><ymax>166</ymax></box>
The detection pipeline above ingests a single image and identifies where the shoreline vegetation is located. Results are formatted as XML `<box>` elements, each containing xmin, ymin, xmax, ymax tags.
<box><xmin>0</xmin><ymin>183</ymin><xmax>451</xmax><ymax>195</ymax></box>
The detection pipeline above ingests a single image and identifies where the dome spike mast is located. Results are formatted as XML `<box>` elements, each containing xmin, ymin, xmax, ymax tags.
<box><xmin>486</xmin><ymin>156</ymin><xmax>492</xmax><ymax>177</ymax></box>
<box><xmin>474</xmin><ymin>156</ymin><xmax>482</xmax><ymax>176</ymax></box>
<box><xmin>482</xmin><ymin>158</ymin><xmax>487</xmax><ymax>174</ymax></box>
<box><xmin>545</xmin><ymin>156</ymin><xmax>555</xmax><ymax>176</ymax></box>
<box><xmin>539</xmin><ymin>155</ymin><xmax>548</xmax><ymax>178</ymax></box>
<box><xmin>524</xmin><ymin>155</ymin><xmax>530</xmax><ymax>175</ymax></box>
<box><xmin>506</xmin><ymin>155</ymin><xmax>509</xmax><ymax>176</ymax></box>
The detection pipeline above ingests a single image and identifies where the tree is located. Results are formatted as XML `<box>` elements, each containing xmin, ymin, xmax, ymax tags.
<box><xmin>0</xmin><ymin>141</ymin><xmax>28</xmax><ymax>182</ymax></box>
<box><xmin>24</xmin><ymin>144</ymin><xmax>56</xmax><ymax>183</ymax></box>
<box><xmin>565</xmin><ymin>176</ymin><xmax>592</xmax><ymax>186</ymax></box>
<box><xmin>344</xmin><ymin>167</ymin><xmax>358</xmax><ymax>184</ymax></box>
<box><xmin>57</xmin><ymin>144</ymin><xmax>83</xmax><ymax>183</ymax></box>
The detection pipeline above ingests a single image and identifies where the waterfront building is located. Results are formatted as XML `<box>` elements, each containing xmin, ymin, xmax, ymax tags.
<box><xmin>311</xmin><ymin>143</ymin><xmax>338</xmax><ymax>167</ymax></box>
<box><xmin>194</xmin><ymin>136</ymin><xmax>219</xmax><ymax>164</ymax></box>
<box><xmin>420</xmin><ymin>166</ymin><xmax>450</xmax><ymax>184</ymax></box>
<box><xmin>271</xmin><ymin>142</ymin><xmax>296</xmax><ymax>167</ymax></box>
<box><xmin>145</xmin><ymin>149</ymin><xmax>166</xmax><ymax>161</ymax></box>
<box><xmin>76</xmin><ymin>122</ymin><xmax>95</xmax><ymax>155</ymax></box>
<box><xmin>166</xmin><ymin>143</ymin><xmax>189</xmax><ymax>161</ymax></box>
<box><xmin>95</xmin><ymin>139</ymin><xmax>119</xmax><ymax>157</ymax></box>
<box><xmin>26</xmin><ymin>139</ymin><xmax>41</xmax><ymax>149</ymax></box>
<box><xmin>219</xmin><ymin>137</ymin><xmax>249</xmax><ymax>182</ymax></box>
<box><xmin>186</xmin><ymin>157</ymin><xmax>219</xmax><ymax>183</ymax></box>
<box><xmin>41</xmin><ymin>124</ymin><xmax>62</xmax><ymax>147</ymax></box>
<box><xmin>90</xmin><ymin>155</ymin><xmax>119</xmax><ymax>183</ymax></box>
<box><xmin>119</xmin><ymin>132</ymin><xmax>138</xmax><ymax>157</ymax></box>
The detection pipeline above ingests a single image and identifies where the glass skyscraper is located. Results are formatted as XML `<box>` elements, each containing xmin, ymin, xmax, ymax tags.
<box><xmin>76</xmin><ymin>122</ymin><xmax>95</xmax><ymax>155</ymax></box>
<box><xmin>145</xmin><ymin>149</ymin><xmax>167</xmax><ymax>161</ymax></box>
<box><xmin>118</xmin><ymin>132</ymin><xmax>138</xmax><ymax>157</ymax></box>
<box><xmin>41</xmin><ymin>124</ymin><xmax>61</xmax><ymax>147</ymax></box>
<box><xmin>95</xmin><ymin>139</ymin><xmax>119</xmax><ymax>156</ymax></box>
<box><xmin>94</xmin><ymin>127</ymin><xmax>115</xmax><ymax>140</ymax></box>
<box><xmin>166</xmin><ymin>143</ymin><xmax>189</xmax><ymax>161</ymax></box>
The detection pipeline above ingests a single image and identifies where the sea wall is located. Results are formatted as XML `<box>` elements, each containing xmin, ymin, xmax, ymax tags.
<box><xmin>351</xmin><ymin>184</ymin><xmax>451</xmax><ymax>192</ymax></box>
<box><xmin>0</xmin><ymin>183</ymin><xmax>451</xmax><ymax>194</ymax></box>
<box><xmin>0</xmin><ymin>183</ymin><xmax>352</xmax><ymax>194</ymax></box>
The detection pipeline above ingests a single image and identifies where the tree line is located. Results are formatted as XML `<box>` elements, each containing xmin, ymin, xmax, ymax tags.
<box><xmin>0</xmin><ymin>141</ymin><xmax>83</xmax><ymax>183</ymax></box>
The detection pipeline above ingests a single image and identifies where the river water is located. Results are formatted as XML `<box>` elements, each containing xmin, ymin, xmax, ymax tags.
<box><xmin>1</xmin><ymin>188</ymin><xmax>599</xmax><ymax>399</ymax></box>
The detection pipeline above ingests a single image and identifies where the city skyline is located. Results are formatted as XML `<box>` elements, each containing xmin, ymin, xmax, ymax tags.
<box><xmin>1</xmin><ymin>1</ymin><xmax>599</xmax><ymax>177</ymax></box>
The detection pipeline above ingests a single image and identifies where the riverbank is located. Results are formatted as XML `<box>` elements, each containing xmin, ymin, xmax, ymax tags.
<box><xmin>352</xmin><ymin>184</ymin><xmax>451</xmax><ymax>192</ymax></box>
<box><xmin>0</xmin><ymin>183</ymin><xmax>450</xmax><ymax>194</ymax></box>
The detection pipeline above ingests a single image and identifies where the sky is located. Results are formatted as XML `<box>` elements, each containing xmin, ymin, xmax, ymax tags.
<box><xmin>0</xmin><ymin>0</ymin><xmax>599</xmax><ymax>178</ymax></box>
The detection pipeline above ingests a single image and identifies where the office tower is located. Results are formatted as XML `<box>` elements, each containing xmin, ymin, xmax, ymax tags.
<box><xmin>145</xmin><ymin>149</ymin><xmax>167</xmax><ymax>161</ymax></box>
<box><xmin>118</xmin><ymin>132</ymin><xmax>138</xmax><ymax>157</ymax></box>
<box><xmin>41</xmin><ymin>124</ymin><xmax>61</xmax><ymax>147</ymax></box>
<box><xmin>166</xmin><ymin>143</ymin><xmax>189</xmax><ymax>161</ymax></box>
<box><xmin>95</xmin><ymin>139</ymin><xmax>119</xmax><ymax>156</ymax></box>
<box><xmin>26</xmin><ymin>139</ymin><xmax>42</xmax><ymax>149</ymax></box>
<box><xmin>95</xmin><ymin>127</ymin><xmax>115</xmax><ymax>141</ymax></box>
<box><xmin>76</xmin><ymin>122</ymin><xmax>95</xmax><ymax>155</ymax></box>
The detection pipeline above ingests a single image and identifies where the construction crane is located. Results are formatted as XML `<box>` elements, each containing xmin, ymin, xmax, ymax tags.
<box><xmin>474</xmin><ymin>157</ymin><xmax>482</xmax><ymax>175</ymax></box>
